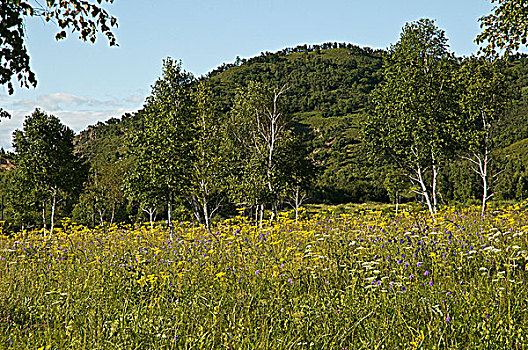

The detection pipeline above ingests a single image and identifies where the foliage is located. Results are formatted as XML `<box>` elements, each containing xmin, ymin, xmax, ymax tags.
<box><xmin>228</xmin><ymin>81</ymin><xmax>308</xmax><ymax>216</ymax></box>
<box><xmin>48</xmin><ymin>43</ymin><xmax>528</xmax><ymax>211</ymax></box>
<box><xmin>207</xmin><ymin>44</ymin><xmax>383</xmax><ymax>117</ymax></box>
<box><xmin>74</xmin><ymin>115</ymin><xmax>133</xmax><ymax>227</ymax></box>
<box><xmin>459</xmin><ymin>58</ymin><xmax>508</xmax><ymax>151</ymax></box>
<box><xmin>458</xmin><ymin>57</ymin><xmax>510</xmax><ymax>213</ymax></box>
<box><xmin>0</xmin><ymin>0</ymin><xmax>118</xmax><ymax>94</ymax></box>
<box><xmin>476</xmin><ymin>0</ymin><xmax>528</xmax><ymax>56</ymax></box>
<box><xmin>188</xmin><ymin>82</ymin><xmax>230</xmax><ymax>230</ymax></box>
<box><xmin>11</xmin><ymin>109</ymin><xmax>83</xmax><ymax>231</ymax></box>
<box><xmin>383</xmin><ymin>167</ymin><xmax>409</xmax><ymax>205</ymax></box>
<box><xmin>124</xmin><ymin>58</ymin><xmax>196</xmax><ymax>231</ymax></box>
<box><xmin>365</xmin><ymin>19</ymin><xmax>460</xmax><ymax>215</ymax></box>
<box><xmin>207</xmin><ymin>44</ymin><xmax>384</xmax><ymax>203</ymax></box>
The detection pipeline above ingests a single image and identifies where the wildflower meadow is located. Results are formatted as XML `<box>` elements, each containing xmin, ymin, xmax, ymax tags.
<box><xmin>1</xmin><ymin>203</ymin><xmax>528</xmax><ymax>349</ymax></box>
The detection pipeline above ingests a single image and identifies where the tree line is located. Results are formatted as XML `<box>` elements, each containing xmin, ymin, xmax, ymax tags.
<box><xmin>3</xmin><ymin>8</ymin><xmax>528</xmax><ymax>231</ymax></box>
<box><xmin>0</xmin><ymin>59</ymin><xmax>313</xmax><ymax>232</ymax></box>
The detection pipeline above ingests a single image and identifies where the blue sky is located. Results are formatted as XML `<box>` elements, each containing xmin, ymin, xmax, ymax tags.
<box><xmin>0</xmin><ymin>0</ymin><xmax>493</xmax><ymax>149</ymax></box>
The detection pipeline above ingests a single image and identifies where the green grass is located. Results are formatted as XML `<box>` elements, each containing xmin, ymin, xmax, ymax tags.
<box><xmin>1</xmin><ymin>204</ymin><xmax>528</xmax><ymax>349</ymax></box>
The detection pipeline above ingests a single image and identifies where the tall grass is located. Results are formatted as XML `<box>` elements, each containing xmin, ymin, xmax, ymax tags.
<box><xmin>1</xmin><ymin>203</ymin><xmax>528</xmax><ymax>349</ymax></box>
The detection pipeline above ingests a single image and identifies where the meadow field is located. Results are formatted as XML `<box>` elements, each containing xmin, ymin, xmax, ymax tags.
<box><xmin>1</xmin><ymin>204</ymin><xmax>528</xmax><ymax>349</ymax></box>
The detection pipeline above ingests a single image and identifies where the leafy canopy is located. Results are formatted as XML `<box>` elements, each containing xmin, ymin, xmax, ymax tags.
<box><xmin>476</xmin><ymin>0</ymin><xmax>528</xmax><ymax>56</ymax></box>
<box><xmin>0</xmin><ymin>0</ymin><xmax>118</xmax><ymax>94</ymax></box>
<box><xmin>124</xmin><ymin>58</ymin><xmax>196</xmax><ymax>205</ymax></box>
<box><xmin>366</xmin><ymin>18</ymin><xmax>459</xmax><ymax>168</ymax></box>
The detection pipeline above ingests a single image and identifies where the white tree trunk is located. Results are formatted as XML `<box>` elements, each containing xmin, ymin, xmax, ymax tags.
<box><xmin>168</xmin><ymin>191</ymin><xmax>173</xmax><ymax>240</ymax></box>
<box><xmin>415</xmin><ymin>165</ymin><xmax>435</xmax><ymax>217</ymax></box>
<box><xmin>141</xmin><ymin>206</ymin><xmax>157</xmax><ymax>231</ymax></box>
<box><xmin>294</xmin><ymin>187</ymin><xmax>300</xmax><ymax>223</ymax></box>
<box><xmin>203</xmin><ymin>199</ymin><xmax>210</xmax><ymax>232</ymax></box>
<box><xmin>463</xmin><ymin>111</ymin><xmax>493</xmax><ymax>216</ymax></box>
<box><xmin>481</xmin><ymin>149</ymin><xmax>488</xmax><ymax>216</ymax></box>
<box><xmin>110</xmin><ymin>203</ymin><xmax>116</xmax><ymax>225</ymax></box>
<box><xmin>259</xmin><ymin>204</ymin><xmax>264</xmax><ymax>228</ymax></box>
<box><xmin>42</xmin><ymin>200</ymin><xmax>47</xmax><ymax>236</ymax></box>
<box><xmin>50</xmin><ymin>188</ymin><xmax>57</xmax><ymax>234</ymax></box>
<box><xmin>98</xmin><ymin>208</ymin><xmax>105</xmax><ymax>227</ymax></box>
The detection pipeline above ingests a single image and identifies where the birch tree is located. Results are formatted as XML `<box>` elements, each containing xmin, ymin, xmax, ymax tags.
<box><xmin>123</xmin><ymin>165</ymin><xmax>164</xmax><ymax>230</ymax></box>
<box><xmin>458</xmin><ymin>57</ymin><xmax>508</xmax><ymax>214</ymax></box>
<box><xmin>280</xmin><ymin>134</ymin><xmax>314</xmax><ymax>222</ymax></box>
<box><xmin>12</xmin><ymin>109</ymin><xmax>80</xmax><ymax>234</ymax></box>
<box><xmin>187</xmin><ymin>82</ymin><xmax>228</xmax><ymax>231</ymax></box>
<box><xmin>364</xmin><ymin>19</ymin><xmax>460</xmax><ymax>217</ymax></box>
<box><xmin>125</xmin><ymin>58</ymin><xmax>196</xmax><ymax>238</ymax></box>
<box><xmin>85</xmin><ymin>159</ymin><xmax>127</xmax><ymax>226</ymax></box>
<box><xmin>229</xmin><ymin>81</ymin><xmax>290</xmax><ymax>224</ymax></box>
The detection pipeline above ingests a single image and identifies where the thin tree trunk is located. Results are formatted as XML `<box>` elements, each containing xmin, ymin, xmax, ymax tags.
<box><xmin>294</xmin><ymin>188</ymin><xmax>300</xmax><ymax>223</ymax></box>
<box><xmin>98</xmin><ymin>208</ymin><xmax>105</xmax><ymax>227</ymax></box>
<box><xmin>481</xmin><ymin>114</ymin><xmax>491</xmax><ymax>216</ymax></box>
<box><xmin>50</xmin><ymin>189</ymin><xmax>57</xmax><ymax>234</ymax></box>
<box><xmin>42</xmin><ymin>200</ymin><xmax>47</xmax><ymax>236</ymax></box>
<box><xmin>142</xmin><ymin>206</ymin><xmax>157</xmax><ymax>231</ymax></box>
<box><xmin>149</xmin><ymin>208</ymin><xmax>155</xmax><ymax>231</ymax></box>
<box><xmin>168</xmin><ymin>191</ymin><xmax>173</xmax><ymax>240</ymax></box>
<box><xmin>190</xmin><ymin>195</ymin><xmax>202</xmax><ymax>224</ymax></box>
<box><xmin>481</xmin><ymin>145</ymin><xmax>489</xmax><ymax>216</ymax></box>
<box><xmin>259</xmin><ymin>204</ymin><xmax>264</xmax><ymax>228</ymax></box>
<box><xmin>431</xmin><ymin>163</ymin><xmax>438</xmax><ymax>213</ymax></box>
<box><xmin>91</xmin><ymin>204</ymin><xmax>95</xmax><ymax>228</ymax></box>
<box><xmin>203</xmin><ymin>199</ymin><xmax>210</xmax><ymax>232</ymax></box>
<box><xmin>110</xmin><ymin>203</ymin><xmax>116</xmax><ymax>225</ymax></box>
<box><xmin>482</xmin><ymin>169</ymin><xmax>488</xmax><ymax>215</ymax></box>
<box><xmin>410</xmin><ymin>147</ymin><xmax>435</xmax><ymax>218</ymax></box>
<box><xmin>416</xmin><ymin>165</ymin><xmax>435</xmax><ymax>217</ymax></box>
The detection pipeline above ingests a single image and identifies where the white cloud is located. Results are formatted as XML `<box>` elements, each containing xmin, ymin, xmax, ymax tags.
<box><xmin>0</xmin><ymin>108</ymin><xmax>139</xmax><ymax>151</ymax></box>
<box><xmin>125</xmin><ymin>94</ymin><xmax>146</xmax><ymax>104</ymax></box>
<box><xmin>3</xmin><ymin>92</ymin><xmax>146</xmax><ymax>111</ymax></box>
<box><xmin>39</xmin><ymin>93</ymin><xmax>94</xmax><ymax>109</ymax></box>
<box><xmin>0</xmin><ymin>90</ymin><xmax>146</xmax><ymax>150</ymax></box>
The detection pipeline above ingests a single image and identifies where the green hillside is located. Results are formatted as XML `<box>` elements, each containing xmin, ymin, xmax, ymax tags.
<box><xmin>502</xmin><ymin>138</ymin><xmax>528</xmax><ymax>160</ymax></box>
<box><xmin>206</xmin><ymin>44</ymin><xmax>383</xmax><ymax>117</ymax></box>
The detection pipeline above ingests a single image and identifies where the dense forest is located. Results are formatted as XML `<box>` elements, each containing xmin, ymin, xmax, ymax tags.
<box><xmin>2</xmin><ymin>23</ymin><xmax>528</xmax><ymax>231</ymax></box>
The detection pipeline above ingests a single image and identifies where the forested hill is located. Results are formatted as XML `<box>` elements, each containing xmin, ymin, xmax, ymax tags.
<box><xmin>72</xmin><ymin>43</ymin><xmax>528</xmax><ymax>205</ymax></box>
<box><xmin>205</xmin><ymin>43</ymin><xmax>383</xmax><ymax>118</ymax></box>
<box><xmin>205</xmin><ymin>43</ymin><xmax>386</xmax><ymax>203</ymax></box>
